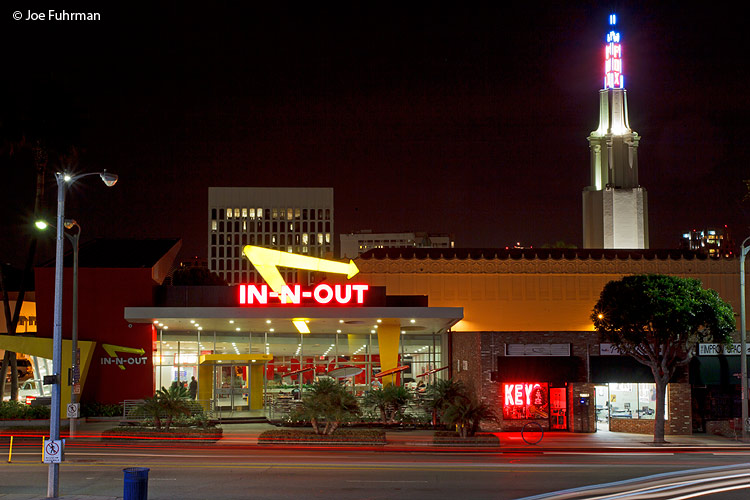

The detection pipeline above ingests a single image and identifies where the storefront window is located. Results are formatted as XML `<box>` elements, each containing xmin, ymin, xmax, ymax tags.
<box><xmin>595</xmin><ymin>383</ymin><xmax>666</xmax><ymax>421</ymax></box>
<box><xmin>502</xmin><ymin>382</ymin><xmax>549</xmax><ymax>420</ymax></box>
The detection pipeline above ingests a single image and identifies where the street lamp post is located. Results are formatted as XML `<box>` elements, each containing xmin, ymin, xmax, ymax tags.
<box><xmin>63</xmin><ymin>219</ymin><xmax>81</xmax><ymax>438</ymax></box>
<box><xmin>740</xmin><ymin>236</ymin><xmax>750</xmax><ymax>443</ymax></box>
<box><xmin>48</xmin><ymin>170</ymin><xmax>117</xmax><ymax>499</ymax></box>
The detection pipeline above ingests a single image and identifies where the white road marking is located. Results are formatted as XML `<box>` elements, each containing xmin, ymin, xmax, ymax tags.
<box><xmin>346</xmin><ymin>480</ymin><xmax>429</xmax><ymax>483</ymax></box>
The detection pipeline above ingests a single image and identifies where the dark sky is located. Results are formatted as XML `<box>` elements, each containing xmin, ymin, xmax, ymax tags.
<box><xmin>2</xmin><ymin>1</ymin><xmax>749</xmax><ymax>268</ymax></box>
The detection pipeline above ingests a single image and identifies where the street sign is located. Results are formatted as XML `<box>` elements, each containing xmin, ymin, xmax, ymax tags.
<box><xmin>66</xmin><ymin>403</ymin><xmax>80</xmax><ymax>419</ymax></box>
<box><xmin>73</xmin><ymin>383</ymin><xmax>81</xmax><ymax>395</ymax></box>
<box><xmin>43</xmin><ymin>439</ymin><xmax>63</xmax><ymax>464</ymax></box>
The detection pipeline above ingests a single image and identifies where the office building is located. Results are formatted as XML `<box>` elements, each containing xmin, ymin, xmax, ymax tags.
<box><xmin>208</xmin><ymin>187</ymin><xmax>334</xmax><ymax>285</ymax></box>
<box><xmin>340</xmin><ymin>231</ymin><xmax>454</xmax><ymax>259</ymax></box>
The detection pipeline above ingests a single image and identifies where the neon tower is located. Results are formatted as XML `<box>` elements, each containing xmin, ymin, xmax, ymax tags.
<box><xmin>582</xmin><ymin>14</ymin><xmax>648</xmax><ymax>249</ymax></box>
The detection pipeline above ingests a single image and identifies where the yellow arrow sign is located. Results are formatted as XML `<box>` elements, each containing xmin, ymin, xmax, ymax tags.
<box><xmin>242</xmin><ymin>245</ymin><xmax>359</xmax><ymax>295</ymax></box>
<box><xmin>102</xmin><ymin>343</ymin><xmax>146</xmax><ymax>371</ymax></box>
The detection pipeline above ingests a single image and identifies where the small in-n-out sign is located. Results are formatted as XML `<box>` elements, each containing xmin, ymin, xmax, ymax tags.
<box><xmin>239</xmin><ymin>284</ymin><xmax>369</xmax><ymax>305</ymax></box>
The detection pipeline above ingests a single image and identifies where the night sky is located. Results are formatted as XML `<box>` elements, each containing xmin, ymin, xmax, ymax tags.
<box><xmin>2</xmin><ymin>1</ymin><xmax>749</xmax><ymax>268</ymax></box>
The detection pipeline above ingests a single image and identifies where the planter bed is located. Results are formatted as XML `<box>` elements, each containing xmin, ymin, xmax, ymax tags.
<box><xmin>433</xmin><ymin>431</ymin><xmax>500</xmax><ymax>446</ymax></box>
<box><xmin>259</xmin><ymin>428</ymin><xmax>386</xmax><ymax>445</ymax></box>
<box><xmin>101</xmin><ymin>426</ymin><xmax>223</xmax><ymax>442</ymax></box>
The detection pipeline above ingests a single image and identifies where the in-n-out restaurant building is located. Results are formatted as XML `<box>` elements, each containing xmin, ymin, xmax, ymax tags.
<box><xmin>9</xmin><ymin>239</ymin><xmax>748</xmax><ymax>435</ymax></box>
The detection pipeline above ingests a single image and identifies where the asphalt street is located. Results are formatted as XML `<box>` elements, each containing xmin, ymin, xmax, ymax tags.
<box><xmin>2</xmin><ymin>442</ymin><xmax>750</xmax><ymax>499</ymax></box>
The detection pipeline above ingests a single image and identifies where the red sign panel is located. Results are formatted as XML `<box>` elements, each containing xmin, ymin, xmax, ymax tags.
<box><xmin>239</xmin><ymin>284</ymin><xmax>369</xmax><ymax>305</ymax></box>
<box><xmin>502</xmin><ymin>382</ymin><xmax>549</xmax><ymax>420</ymax></box>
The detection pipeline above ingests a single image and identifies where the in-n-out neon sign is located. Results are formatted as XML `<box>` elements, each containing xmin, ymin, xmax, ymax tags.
<box><xmin>239</xmin><ymin>284</ymin><xmax>369</xmax><ymax>305</ymax></box>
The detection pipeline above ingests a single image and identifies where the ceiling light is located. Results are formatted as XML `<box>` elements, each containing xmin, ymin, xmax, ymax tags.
<box><xmin>377</xmin><ymin>319</ymin><xmax>382</xmax><ymax>323</ymax></box>
<box><xmin>190</xmin><ymin>320</ymin><xmax>195</xmax><ymax>324</ymax></box>
<box><xmin>266</xmin><ymin>320</ymin><xmax>272</xmax><ymax>324</ymax></box>
<box><xmin>229</xmin><ymin>320</ymin><xmax>234</xmax><ymax>324</ymax></box>
<box><xmin>410</xmin><ymin>319</ymin><xmax>416</xmax><ymax>324</ymax></box>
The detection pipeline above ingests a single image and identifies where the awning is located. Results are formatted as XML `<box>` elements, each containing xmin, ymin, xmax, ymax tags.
<box><xmin>199</xmin><ymin>354</ymin><xmax>273</xmax><ymax>365</ymax></box>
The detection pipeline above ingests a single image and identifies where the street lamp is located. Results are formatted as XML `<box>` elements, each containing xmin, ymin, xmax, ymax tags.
<box><xmin>48</xmin><ymin>170</ymin><xmax>117</xmax><ymax>498</ymax></box>
<box><xmin>63</xmin><ymin>219</ymin><xmax>81</xmax><ymax>438</ymax></box>
<box><xmin>740</xmin><ymin>236</ymin><xmax>749</xmax><ymax>443</ymax></box>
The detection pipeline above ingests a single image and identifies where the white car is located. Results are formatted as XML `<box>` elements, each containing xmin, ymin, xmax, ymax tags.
<box><xmin>19</xmin><ymin>379</ymin><xmax>46</xmax><ymax>404</ymax></box>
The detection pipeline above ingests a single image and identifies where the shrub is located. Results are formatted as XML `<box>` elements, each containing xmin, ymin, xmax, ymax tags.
<box><xmin>441</xmin><ymin>397</ymin><xmax>498</xmax><ymax>438</ymax></box>
<box><xmin>81</xmin><ymin>402</ymin><xmax>123</xmax><ymax>418</ymax></box>
<box><xmin>363</xmin><ymin>385</ymin><xmax>411</xmax><ymax>425</ymax></box>
<box><xmin>0</xmin><ymin>401</ymin><xmax>51</xmax><ymax>419</ymax></box>
<box><xmin>292</xmin><ymin>379</ymin><xmax>360</xmax><ymax>435</ymax></box>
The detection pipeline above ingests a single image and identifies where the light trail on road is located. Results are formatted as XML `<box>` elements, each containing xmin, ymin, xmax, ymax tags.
<box><xmin>517</xmin><ymin>464</ymin><xmax>750</xmax><ymax>500</ymax></box>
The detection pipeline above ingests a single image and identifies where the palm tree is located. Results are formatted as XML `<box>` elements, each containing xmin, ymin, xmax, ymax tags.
<box><xmin>441</xmin><ymin>397</ymin><xmax>498</xmax><ymax>438</ymax></box>
<box><xmin>135</xmin><ymin>395</ymin><xmax>164</xmax><ymax>430</ymax></box>
<box><xmin>294</xmin><ymin>379</ymin><xmax>360</xmax><ymax>435</ymax></box>
<box><xmin>425</xmin><ymin>378</ymin><xmax>467</xmax><ymax>427</ymax></box>
<box><xmin>363</xmin><ymin>385</ymin><xmax>411</xmax><ymax>425</ymax></box>
<box><xmin>155</xmin><ymin>385</ymin><xmax>192</xmax><ymax>430</ymax></box>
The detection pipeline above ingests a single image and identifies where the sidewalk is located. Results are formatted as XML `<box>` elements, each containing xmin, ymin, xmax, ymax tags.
<box><xmin>15</xmin><ymin>420</ymin><xmax>750</xmax><ymax>453</ymax></box>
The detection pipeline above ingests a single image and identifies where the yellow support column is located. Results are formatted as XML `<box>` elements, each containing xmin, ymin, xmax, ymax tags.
<box><xmin>249</xmin><ymin>364</ymin><xmax>264</xmax><ymax>410</ymax></box>
<box><xmin>198</xmin><ymin>363</ymin><xmax>213</xmax><ymax>411</ymax></box>
<box><xmin>377</xmin><ymin>319</ymin><xmax>400</xmax><ymax>386</ymax></box>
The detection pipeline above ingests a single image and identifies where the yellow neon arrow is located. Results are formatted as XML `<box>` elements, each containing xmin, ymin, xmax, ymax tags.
<box><xmin>102</xmin><ymin>343</ymin><xmax>146</xmax><ymax>371</ymax></box>
<box><xmin>243</xmin><ymin>245</ymin><xmax>359</xmax><ymax>295</ymax></box>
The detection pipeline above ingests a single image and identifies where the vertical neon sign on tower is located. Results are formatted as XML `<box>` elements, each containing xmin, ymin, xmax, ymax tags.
<box><xmin>604</xmin><ymin>14</ymin><xmax>623</xmax><ymax>89</ymax></box>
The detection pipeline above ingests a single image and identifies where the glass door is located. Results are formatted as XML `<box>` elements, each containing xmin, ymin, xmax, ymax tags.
<box><xmin>214</xmin><ymin>364</ymin><xmax>250</xmax><ymax>411</ymax></box>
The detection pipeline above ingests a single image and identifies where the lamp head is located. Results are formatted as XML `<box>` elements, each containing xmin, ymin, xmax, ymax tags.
<box><xmin>100</xmin><ymin>170</ymin><xmax>118</xmax><ymax>187</ymax></box>
<box><xmin>35</xmin><ymin>220</ymin><xmax>49</xmax><ymax>230</ymax></box>
<box><xmin>64</xmin><ymin>219</ymin><xmax>79</xmax><ymax>230</ymax></box>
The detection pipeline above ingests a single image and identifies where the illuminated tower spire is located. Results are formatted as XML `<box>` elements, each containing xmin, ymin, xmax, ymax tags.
<box><xmin>582</xmin><ymin>13</ymin><xmax>649</xmax><ymax>249</ymax></box>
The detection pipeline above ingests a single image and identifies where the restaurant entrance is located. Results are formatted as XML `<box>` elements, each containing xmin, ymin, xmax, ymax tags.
<box><xmin>197</xmin><ymin>354</ymin><xmax>272</xmax><ymax>414</ymax></box>
<box><xmin>214</xmin><ymin>363</ymin><xmax>250</xmax><ymax>411</ymax></box>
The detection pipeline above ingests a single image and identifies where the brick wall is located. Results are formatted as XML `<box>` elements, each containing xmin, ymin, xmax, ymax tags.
<box><xmin>568</xmin><ymin>383</ymin><xmax>596</xmax><ymax>432</ymax></box>
<box><xmin>608</xmin><ymin>383</ymin><xmax>692</xmax><ymax>435</ymax></box>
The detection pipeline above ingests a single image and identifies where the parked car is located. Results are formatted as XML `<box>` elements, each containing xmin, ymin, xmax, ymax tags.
<box><xmin>19</xmin><ymin>379</ymin><xmax>46</xmax><ymax>405</ymax></box>
<box><xmin>3</xmin><ymin>358</ymin><xmax>33</xmax><ymax>382</ymax></box>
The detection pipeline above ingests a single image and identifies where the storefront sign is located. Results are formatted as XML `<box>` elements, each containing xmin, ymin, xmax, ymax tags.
<box><xmin>698</xmin><ymin>343</ymin><xmax>750</xmax><ymax>356</ymax></box>
<box><xmin>100</xmin><ymin>343</ymin><xmax>147</xmax><ymax>371</ymax></box>
<box><xmin>502</xmin><ymin>382</ymin><xmax>549</xmax><ymax>420</ymax></box>
<box><xmin>506</xmin><ymin>344</ymin><xmax>570</xmax><ymax>356</ymax></box>
<box><xmin>239</xmin><ymin>283</ymin><xmax>369</xmax><ymax>305</ymax></box>
<box><xmin>599</xmin><ymin>343</ymin><xmax>624</xmax><ymax>355</ymax></box>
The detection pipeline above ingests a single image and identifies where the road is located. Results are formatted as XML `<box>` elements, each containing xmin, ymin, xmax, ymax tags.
<box><xmin>2</xmin><ymin>440</ymin><xmax>750</xmax><ymax>499</ymax></box>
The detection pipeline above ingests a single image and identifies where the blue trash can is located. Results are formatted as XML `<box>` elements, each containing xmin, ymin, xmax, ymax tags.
<box><xmin>123</xmin><ymin>467</ymin><xmax>150</xmax><ymax>500</ymax></box>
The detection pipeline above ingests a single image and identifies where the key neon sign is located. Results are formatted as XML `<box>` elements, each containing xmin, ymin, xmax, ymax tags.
<box><xmin>502</xmin><ymin>382</ymin><xmax>549</xmax><ymax>420</ymax></box>
<box><xmin>239</xmin><ymin>284</ymin><xmax>369</xmax><ymax>305</ymax></box>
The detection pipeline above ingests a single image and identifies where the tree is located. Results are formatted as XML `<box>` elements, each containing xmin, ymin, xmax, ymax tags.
<box><xmin>136</xmin><ymin>395</ymin><xmax>164</xmax><ymax>430</ymax></box>
<box><xmin>155</xmin><ymin>385</ymin><xmax>192</xmax><ymax>430</ymax></box>
<box><xmin>363</xmin><ymin>385</ymin><xmax>411</xmax><ymax>425</ymax></box>
<box><xmin>294</xmin><ymin>379</ymin><xmax>360</xmax><ymax>435</ymax></box>
<box><xmin>592</xmin><ymin>274</ymin><xmax>735</xmax><ymax>443</ymax></box>
<box><xmin>441</xmin><ymin>396</ymin><xmax>498</xmax><ymax>438</ymax></box>
<box><xmin>425</xmin><ymin>378</ymin><xmax>467</xmax><ymax>427</ymax></box>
